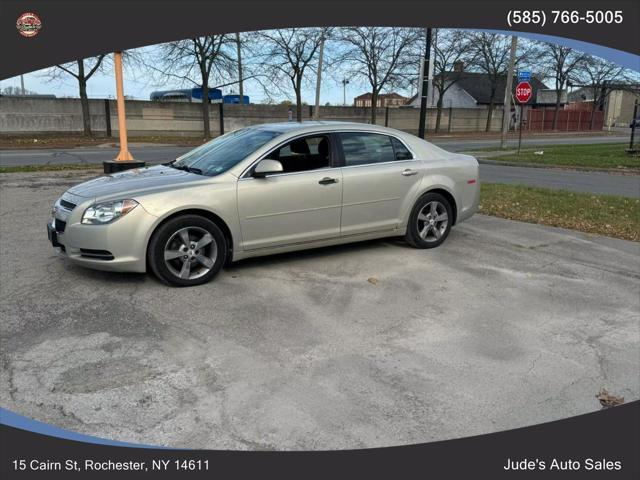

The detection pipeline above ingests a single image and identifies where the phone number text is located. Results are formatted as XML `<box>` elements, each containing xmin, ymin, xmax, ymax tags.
<box><xmin>507</xmin><ymin>10</ymin><xmax>623</xmax><ymax>27</ymax></box>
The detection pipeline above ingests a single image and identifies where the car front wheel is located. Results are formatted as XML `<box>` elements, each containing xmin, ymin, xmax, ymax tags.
<box><xmin>148</xmin><ymin>215</ymin><xmax>226</xmax><ymax>286</ymax></box>
<box><xmin>405</xmin><ymin>192</ymin><xmax>452</xmax><ymax>249</ymax></box>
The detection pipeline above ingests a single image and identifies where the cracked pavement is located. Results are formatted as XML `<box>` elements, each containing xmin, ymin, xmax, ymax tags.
<box><xmin>1</xmin><ymin>170</ymin><xmax>639</xmax><ymax>450</ymax></box>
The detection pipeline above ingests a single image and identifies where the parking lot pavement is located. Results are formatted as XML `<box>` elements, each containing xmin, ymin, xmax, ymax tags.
<box><xmin>1</xmin><ymin>170</ymin><xmax>638</xmax><ymax>450</ymax></box>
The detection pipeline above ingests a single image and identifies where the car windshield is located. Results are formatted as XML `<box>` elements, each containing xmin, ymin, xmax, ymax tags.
<box><xmin>172</xmin><ymin>128</ymin><xmax>281</xmax><ymax>176</ymax></box>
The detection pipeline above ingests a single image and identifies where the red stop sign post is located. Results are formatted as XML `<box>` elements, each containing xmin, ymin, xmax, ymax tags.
<box><xmin>515</xmin><ymin>81</ymin><xmax>532</xmax><ymax>155</ymax></box>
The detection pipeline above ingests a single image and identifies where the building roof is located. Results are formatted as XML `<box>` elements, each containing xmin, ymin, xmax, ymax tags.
<box><xmin>354</xmin><ymin>92</ymin><xmax>407</xmax><ymax>100</ymax></box>
<box><xmin>409</xmin><ymin>72</ymin><xmax>549</xmax><ymax>105</ymax></box>
<box><xmin>457</xmin><ymin>72</ymin><xmax>548</xmax><ymax>104</ymax></box>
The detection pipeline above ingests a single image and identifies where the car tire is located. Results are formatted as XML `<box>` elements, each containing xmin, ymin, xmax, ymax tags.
<box><xmin>147</xmin><ymin>215</ymin><xmax>227</xmax><ymax>287</ymax></box>
<box><xmin>405</xmin><ymin>192</ymin><xmax>453</xmax><ymax>249</ymax></box>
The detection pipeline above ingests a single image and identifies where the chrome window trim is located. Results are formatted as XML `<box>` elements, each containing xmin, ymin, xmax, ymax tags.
<box><xmin>340</xmin><ymin>159</ymin><xmax>417</xmax><ymax>170</ymax></box>
<box><xmin>239</xmin><ymin>128</ymin><xmax>419</xmax><ymax>179</ymax></box>
<box><xmin>238</xmin><ymin>166</ymin><xmax>341</xmax><ymax>181</ymax></box>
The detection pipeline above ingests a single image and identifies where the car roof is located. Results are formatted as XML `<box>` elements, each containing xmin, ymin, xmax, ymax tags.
<box><xmin>250</xmin><ymin>121</ymin><xmax>402</xmax><ymax>135</ymax></box>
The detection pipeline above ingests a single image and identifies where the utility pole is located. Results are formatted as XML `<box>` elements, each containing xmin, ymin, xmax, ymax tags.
<box><xmin>20</xmin><ymin>75</ymin><xmax>25</xmax><ymax>95</ymax></box>
<box><xmin>417</xmin><ymin>28</ymin><xmax>433</xmax><ymax>139</ymax></box>
<box><xmin>313</xmin><ymin>30</ymin><xmax>325</xmax><ymax>119</ymax></box>
<box><xmin>235</xmin><ymin>32</ymin><xmax>244</xmax><ymax>104</ymax></box>
<box><xmin>501</xmin><ymin>35</ymin><xmax>518</xmax><ymax>149</ymax></box>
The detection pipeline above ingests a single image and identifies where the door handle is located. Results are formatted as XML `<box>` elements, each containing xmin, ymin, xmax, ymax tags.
<box><xmin>401</xmin><ymin>169</ymin><xmax>418</xmax><ymax>176</ymax></box>
<box><xmin>319</xmin><ymin>177</ymin><xmax>338</xmax><ymax>185</ymax></box>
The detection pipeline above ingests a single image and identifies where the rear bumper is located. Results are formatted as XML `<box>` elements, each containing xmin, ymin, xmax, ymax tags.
<box><xmin>457</xmin><ymin>180</ymin><xmax>480</xmax><ymax>223</ymax></box>
<box><xmin>48</xmin><ymin>203</ymin><xmax>157</xmax><ymax>273</ymax></box>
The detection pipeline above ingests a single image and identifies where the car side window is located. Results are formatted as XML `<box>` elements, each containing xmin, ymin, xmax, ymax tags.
<box><xmin>339</xmin><ymin>133</ymin><xmax>399</xmax><ymax>166</ymax></box>
<box><xmin>391</xmin><ymin>137</ymin><xmax>413</xmax><ymax>160</ymax></box>
<box><xmin>265</xmin><ymin>135</ymin><xmax>331</xmax><ymax>173</ymax></box>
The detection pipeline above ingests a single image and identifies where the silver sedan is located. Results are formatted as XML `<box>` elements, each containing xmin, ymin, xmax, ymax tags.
<box><xmin>47</xmin><ymin>122</ymin><xmax>480</xmax><ymax>286</ymax></box>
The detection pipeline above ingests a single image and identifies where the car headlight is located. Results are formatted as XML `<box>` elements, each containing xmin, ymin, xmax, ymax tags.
<box><xmin>82</xmin><ymin>199</ymin><xmax>139</xmax><ymax>225</ymax></box>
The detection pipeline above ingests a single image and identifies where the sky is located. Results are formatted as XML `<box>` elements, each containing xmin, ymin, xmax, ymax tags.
<box><xmin>2</xmin><ymin>30</ymin><xmax>634</xmax><ymax>105</ymax></box>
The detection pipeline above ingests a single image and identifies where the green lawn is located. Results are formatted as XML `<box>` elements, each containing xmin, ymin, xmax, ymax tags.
<box><xmin>480</xmin><ymin>183</ymin><xmax>639</xmax><ymax>241</ymax></box>
<box><xmin>483</xmin><ymin>143</ymin><xmax>639</xmax><ymax>170</ymax></box>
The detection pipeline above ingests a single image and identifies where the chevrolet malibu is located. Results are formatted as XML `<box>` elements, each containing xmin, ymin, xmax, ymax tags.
<box><xmin>47</xmin><ymin>122</ymin><xmax>480</xmax><ymax>286</ymax></box>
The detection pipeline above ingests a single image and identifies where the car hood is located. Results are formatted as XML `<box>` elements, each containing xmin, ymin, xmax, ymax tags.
<box><xmin>67</xmin><ymin>165</ymin><xmax>206</xmax><ymax>201</ymax></box>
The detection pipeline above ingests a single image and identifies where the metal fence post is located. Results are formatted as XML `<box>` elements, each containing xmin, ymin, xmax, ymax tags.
<box><xmin>104</xmin><ymin>99</ymin><xmax>111</xmax><ymax>137</ymax></box>
<box><xmin>218</xmin><ymin>102</ymin><xmax>224</xmax><ymax>136</ymax></box>
<box><xmin>629</xmin><ymin>100</ymin><xmax>638</xmax><ymax>151</ymax></box>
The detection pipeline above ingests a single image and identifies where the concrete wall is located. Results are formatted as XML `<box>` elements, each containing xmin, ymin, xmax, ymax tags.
<box><xmin>0</xmin><ymin>97</ymin><xmax>505</xmax><ymax>136</ymax></box>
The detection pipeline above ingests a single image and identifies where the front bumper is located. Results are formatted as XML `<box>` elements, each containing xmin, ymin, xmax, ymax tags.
<box><xmin>48</xmin><ymin>198</ymin><xmax>158</xmax><ymax>273</ymax></box>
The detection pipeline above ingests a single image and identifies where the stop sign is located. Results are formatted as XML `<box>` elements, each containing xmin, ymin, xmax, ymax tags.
<box><xmin>515</xmin><ymin>81</ymin><xmax>532</xmax><ymax>104</ymax></box>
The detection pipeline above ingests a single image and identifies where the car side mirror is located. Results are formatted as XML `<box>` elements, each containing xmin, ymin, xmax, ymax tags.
<box><xmin>253</xmin><ymin>159</ymin><xmax>283</xmax><ymax>178</ymax></box>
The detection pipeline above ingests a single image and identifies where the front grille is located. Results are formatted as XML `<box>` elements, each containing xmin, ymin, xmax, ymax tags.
<box><xmin>60</xmin><ymin>199</ymin><xmax>77</xmax><ymax>210</ymax></box>
<box><xmin>80</xmin><ymin>249</ymin><xmax>114</xmax><ymax>260</ymax></box>
<box><xmin>54</xmin><ymin>218</ymin><xmax>66</xmax><ymax>233</ymax></box>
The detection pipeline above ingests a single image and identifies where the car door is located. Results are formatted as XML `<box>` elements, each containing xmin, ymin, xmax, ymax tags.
<box><xmin>237</xmin><ymin>134</ymin><xmax>343</xmax><ymax>250</ymax></box>
<box><xmin>338</xmin><ymin>132</ymin><xmax>424</xmax><ymax>236</ymax></box>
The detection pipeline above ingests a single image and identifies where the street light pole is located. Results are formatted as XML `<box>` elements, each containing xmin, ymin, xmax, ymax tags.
<box><xmin>342</xmin><ymin>78</ymin><xmax>349</xmax><ymax>106</ymax></box>
<box><xmin>417</xmin><ymin>28</ymin><xmax>433</xmax><ymax>139</ymax></box>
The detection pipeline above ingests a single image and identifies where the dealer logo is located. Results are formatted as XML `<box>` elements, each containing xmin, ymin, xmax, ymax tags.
<box><xmin>16</xmin><ymin>12</ymin><xmax>42</xmax><ymax>38</ymax></box>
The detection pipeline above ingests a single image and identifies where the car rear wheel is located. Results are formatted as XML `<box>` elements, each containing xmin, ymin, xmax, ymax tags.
<box><xmin>148</xmin><ymin>215</ymin><xmax>226</xmax><ymax>286</ymax></box>
<box><xmin>405</xmin><ymin>192</ymin><xmax>452</xmax><ymax>249</ymax></box>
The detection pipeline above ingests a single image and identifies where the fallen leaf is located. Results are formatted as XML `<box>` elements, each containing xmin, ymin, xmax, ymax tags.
<box><xmin>367</xmin><ymin>277</ymin><xmax>379</xmax><ymax>285</ymax></box>
<box><xmin>596</xmin><ymin>388</ymin><xmax>624</xmax><ymax>409</ymax></box>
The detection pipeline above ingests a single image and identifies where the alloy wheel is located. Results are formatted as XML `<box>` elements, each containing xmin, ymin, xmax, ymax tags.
<box><xmin>163</xmin><ymin>226</ymin><xmax>217</xmax><ymax>280</ymax></box>
<box><xmin>416</xmin><ymin>201</ymin><xmax>448</xmax><ymax>243</ymax></box>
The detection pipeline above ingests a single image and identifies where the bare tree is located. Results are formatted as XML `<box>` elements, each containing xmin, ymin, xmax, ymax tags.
<box><xmin>574</xmin><ymin>56</ymin><xmax>631</xmax><ymax>129</ymax></box>
<box><xmin>431</xmin><ymin>29</ymin><xmax>475</xmax><ymax>132</ymax></box>
<box><xmin>252</xmin><ymin>28</ymin><xmax>324</xmax><ymax>122</ymax></box>
<box><xmin>466</xmin><ymin>33</ymin><xmax>535</xmax><ymax>131</ymax></box>
<box><xmin>339</xmin><ymin>27</ymin><xmax>419</xmax><ymax>123</ymax></box>
<box><xmin>1</xmin><ymin>86</ymin><xmax>38</xmax><ymax>95</ymax></box>
<box><xmin>541</xmin><ymin>44</ymin><xmax>587</xmax><ymax>129</ymax></box>
<box><xmin>45</xmin><ymin>56</ymin><xmax>105</xmax><ymax>136</ymax></box>
<box><xmin>152</xmin><ymin>36</ymin><xmax>235</xmax><ymax>137</ymax></box>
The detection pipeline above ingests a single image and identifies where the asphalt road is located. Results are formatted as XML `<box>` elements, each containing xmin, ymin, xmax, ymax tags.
<box><xmin>0</xmin><ymin>134</ymin><xmax>629</xmax><ymax>167</ymax></box>
<box><xmin>1</xmin><ymin>135</ymin><xmax>637</xmax><ymax>198</ymax></box>
<box><xmin>1</xmin><ymin>170</ymin><xmax>638</xmax><ymax>449</ymax></box>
